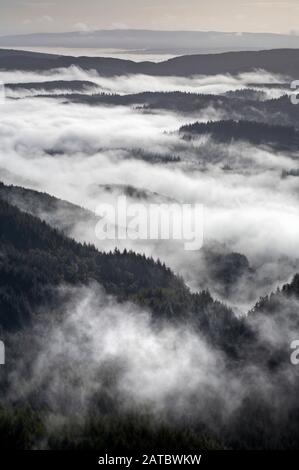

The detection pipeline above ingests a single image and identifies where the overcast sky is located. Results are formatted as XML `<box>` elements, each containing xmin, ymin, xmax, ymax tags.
<box><xmin>0</xmin><ymin>0</ymin><xmax>298</xmax><ymax>36</ymax></box>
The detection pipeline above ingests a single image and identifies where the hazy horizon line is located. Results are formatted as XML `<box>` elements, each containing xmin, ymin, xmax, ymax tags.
<box><xmin>1</xmin><ymin>28</ymin><xmax>299</xmax><ymax>38</ymax></box>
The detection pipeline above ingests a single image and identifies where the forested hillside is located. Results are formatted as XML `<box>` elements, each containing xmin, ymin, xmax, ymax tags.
<box><xmin>0</xmin><ymin>196</ymin><xmax>243</xmax><ymax>354</ymax></box>
<box><xmin>179</xmin><ymin>120</ymin><xmax>299</xmax><ymax>150</ymax></box>
<box><xmin>1</xmin><ymin>186</ymin><xmax>299</xmax><ymax>449</ymax></box>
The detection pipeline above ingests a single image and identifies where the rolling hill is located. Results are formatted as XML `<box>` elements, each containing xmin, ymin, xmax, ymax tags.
<box><xmin>1</xmin><ymin>48</ymin><xmax>299</xmax><ymax>78</ymax></box>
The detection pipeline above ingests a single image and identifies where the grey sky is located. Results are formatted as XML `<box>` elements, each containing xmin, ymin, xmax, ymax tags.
<box><xmin>0</xmin><ymin>0</ymin><xmax>297</xmax><ymax>35</ymax></box>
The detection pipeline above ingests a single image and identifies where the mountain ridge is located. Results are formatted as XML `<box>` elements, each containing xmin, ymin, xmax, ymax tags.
<box><xmin>1</xmin><ymin>48</ymin><xmax>299</xmax><ymax>77</ymax></box>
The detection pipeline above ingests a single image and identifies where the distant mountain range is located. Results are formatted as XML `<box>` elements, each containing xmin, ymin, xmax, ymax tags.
<box><xmin>1</xmin><ymin>48</ymin><xmax>299</xmax><ymax>78</ymax></box>
<box><xmin>1</xmin><ymin>29</ymin><xmax>299</xmax><ymax>54</ymax></box>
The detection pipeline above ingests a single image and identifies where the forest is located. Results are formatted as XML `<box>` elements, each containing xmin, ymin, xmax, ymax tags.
<box><xmin>0</xmin><ymin>188</ymin><xmax>299</xmax><ymax>449</ymax></box>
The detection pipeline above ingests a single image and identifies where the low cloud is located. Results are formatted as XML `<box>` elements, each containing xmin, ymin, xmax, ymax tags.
<box><xmin>0</xmin><ymin>68</ymin><xmax>298</xmax><ymax>311</ymax></box>
<box><xmin>4</xmin><ymin>284</ymin><xmax>298</xmax><ymax>438</ymax></box>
